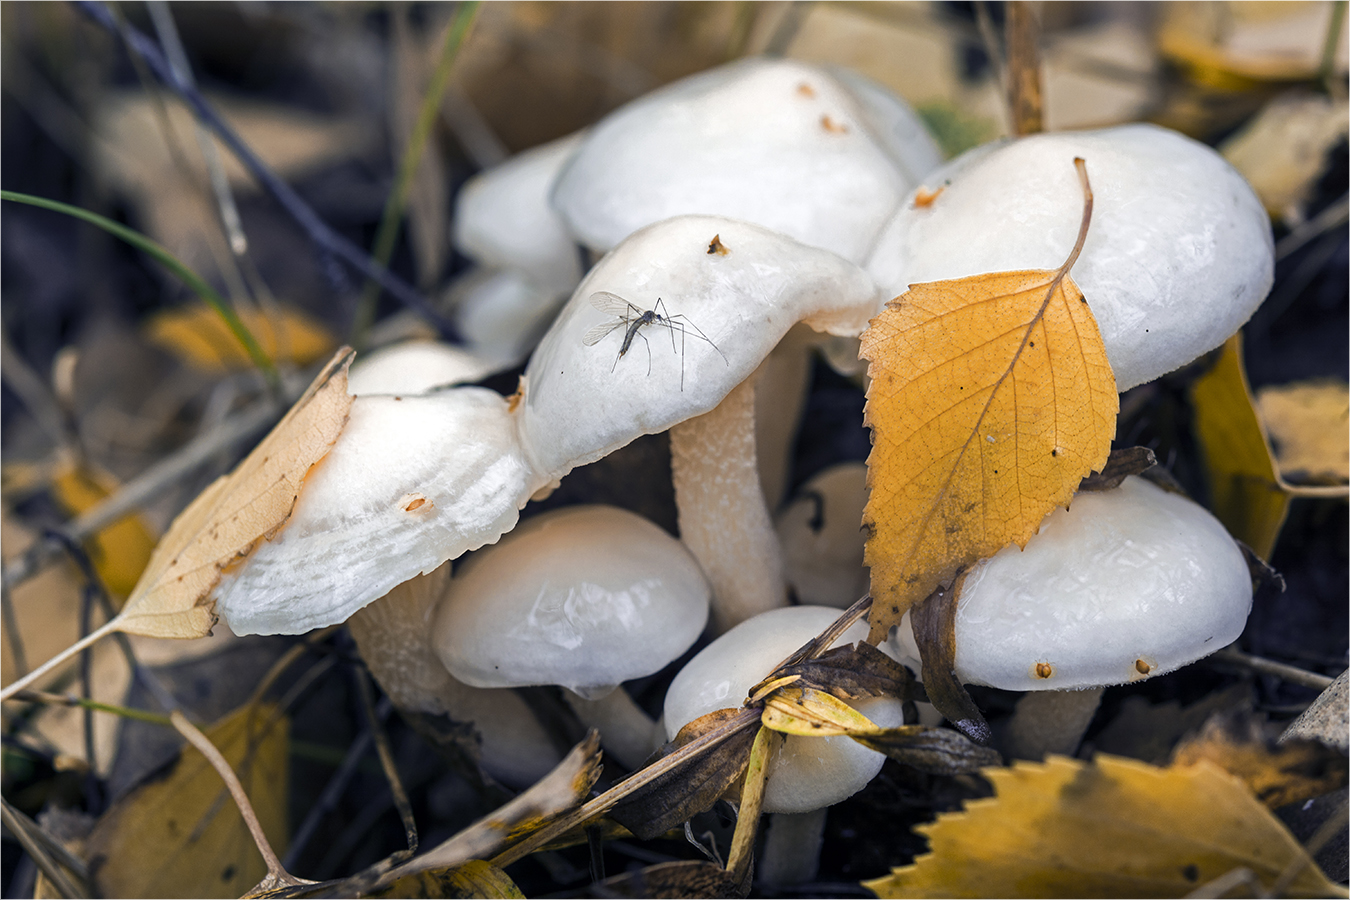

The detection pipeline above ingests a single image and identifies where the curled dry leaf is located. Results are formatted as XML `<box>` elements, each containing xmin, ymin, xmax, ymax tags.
<box><xmin>861</xmin><ymin>159</ymin><xmax>1117</xmax><ymax>642</ymax></box>
<box><xmin>864</xmin><ymin>754</ymin><xmax>1345</xmax><ymax>899</ymax></box>
<box><xmin>117</xmin><ymin>348</ymin><xmax>355</xmax><ymax>639</ymax></box>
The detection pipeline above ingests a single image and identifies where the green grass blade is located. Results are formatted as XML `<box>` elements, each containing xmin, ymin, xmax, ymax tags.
<box><xmin>2</xmin><ymin>189</ymin><xmax>279</xmax><ymax>387</ymax></box>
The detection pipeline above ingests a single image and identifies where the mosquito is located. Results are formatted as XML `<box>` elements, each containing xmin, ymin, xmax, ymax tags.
<box><xmin>581</xmin><ymin>291</ymin><xmax>728</xmax><ymax>390</ymax></box>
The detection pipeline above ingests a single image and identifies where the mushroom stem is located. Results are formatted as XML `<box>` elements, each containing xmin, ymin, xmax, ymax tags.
<box><xmin>1003</xmin><ymin>686</ymin><xmax>1105</xmax><ymax>760</ymax></box>
<box><xmin>755</xmin><ymin>323</ymin><xmax>816</xmax><ymax>513</ymax></box>
<box><xmin>562</xmin><ymin>687</ymin><xmax>658</xmax><ymax>771</ymax></box>
<box><xmin>670</xmin><ymin>371</ymin><xmax>788</xmax><ymax>634</ymax></box>
<box><xmin>759</xmin><ymin>809</ymin><xmax>827</xmax><ymax>885</ymax></box>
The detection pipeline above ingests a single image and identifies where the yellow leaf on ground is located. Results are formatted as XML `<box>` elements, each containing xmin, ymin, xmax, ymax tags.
<box><xmin>371</xmin><ymin>860</ymin><xmax>524</xmax><ymax>899</ymax></box>
<box><xmin>1257</xmin><ymin>379</ymin><xmax>1350</xmax><ymax>485</ymax></box>
<box><xmin>50</xmin><ymin>461</ymin><xmax>157</xmax><ymax>597</ymax></box>
<box><xmin>860</xmin><ymin>159</ymin><xmax>1117</xmax><ymax>641</ymax></box>
<box><xmin>864</xmin><ymin>754</ymin><xmax>1344</xmax><ymax>899</ymax></box>
<box><xmin>85</xmin><ymin>703</ymin><xmax>290</xmax><ymax>899</ymax></box>
<box><xmin>147</xmin><ymin>304</ymin><xmax>335</xmax><ymax>372</ymax></box>
<box><xmin>1190</xmin><ymin>334</ymin><xmax>1290</xmax><ymax>560</ymax></box>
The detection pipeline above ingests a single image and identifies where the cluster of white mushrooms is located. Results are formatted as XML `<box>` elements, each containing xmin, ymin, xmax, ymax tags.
<box><xmin>200</xmin><ymin>57</ymin><xmax>1274</xmax><ymax>859</ymax></box>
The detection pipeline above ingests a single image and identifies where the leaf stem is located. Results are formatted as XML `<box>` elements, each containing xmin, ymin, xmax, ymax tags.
<box><xmin>0</xmin><ymin>618</ymin><xmax>122</xmax><ymax>703</ymax></box>
<box><xmin>0</xmin><ymin>190</ymin><xmax>279</xmax><ymax>391</ymax></box>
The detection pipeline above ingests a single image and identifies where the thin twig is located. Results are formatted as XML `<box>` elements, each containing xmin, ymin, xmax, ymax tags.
<box><xmin>10</xmin><ymin>689</ymin><xmax>174</xmax><ymax>727</ymax></box>
<box><xmin>353</xmin><ymin>667</ymin><xmax>418</xmax><ymax>858</ymax></box>
<box><xmin>74</xmin><ymin>0</ymin><xmax>459</xmax><ymax>340</ymax></box>
<box><xmin>170</xmin><ymin>710</ymin><xmax>313</xmax><ymax>891</ymax></box>
<box><xmin>1211</xmin><ymin>646</ymin><xmax>1336</xmax><ymax>691</ymax></box>
<box><xmin>2</xmin><ymin>578</ymin><xmax>30</xmax><ymax>679</ymax></box>
<box><xmin>1005</xmin><ymin>1</ymin><xmax>1043</xmax><ymax>136</ymax></box>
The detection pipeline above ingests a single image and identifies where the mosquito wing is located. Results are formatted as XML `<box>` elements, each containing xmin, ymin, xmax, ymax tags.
<box><xmin>589</xmin><ymin>291</ymin><xmax>640</xmax><ymax>318</ymax></box>
<box><xmin>582</xmin><ymin>319</ymin><xmax>625</xmax><ymax>347</ymax></box>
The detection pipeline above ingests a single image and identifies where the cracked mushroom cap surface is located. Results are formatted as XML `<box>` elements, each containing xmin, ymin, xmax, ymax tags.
<box><xmin>214</xmin><ymin>386</ymin><xmax>540</xmax><ymax>635</ymax></box>
<box><xmin>552</xmin><ymin>58</ymin><xmax>942</xmax><ymax>262</ymax></box>
<box><xmin>517</xmin><ymin>215</ymin><xmax>882</xmax><ymax>480</ymax></box>
<box><xmin>664</xmin><ymin>605</ymin><xmax>906</xmax><ymax>815</ymax></box>
<box><xmin>431</xmin><ymin>505</ymin><xmax>710</xmax><ymax>699</ymax></box>
<box><xmin>888</xmin><ymin>476</ymin><xmax>1253</xmax><ymax>691</ymax></box>
<box><xmin>866</xmin><ymin>124</ymin><xmax>1274</xmax><ymax>391</ymax></box>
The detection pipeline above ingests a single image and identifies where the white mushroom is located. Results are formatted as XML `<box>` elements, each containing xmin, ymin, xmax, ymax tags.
<box><xmin>346</xmin><ymin>564</ymin><xmax>562</xmax><ymax>788</ymax></box>
<box><xmin>664</xmin><ymin>605</ymin><xmax>906</xmax><ymax>815</ymax></box>
<box><xmin>774</xmin><ymin>462</ymin><xmax>870</xmax><ymax>608</ymax></box>
<box><xmin>431</xmin><ymin>505</ymin><xmax>711</xmax><ymax>770</ymax></box>
<box><xmin>346</xmin><ymin>339</ymin><xmax>502</xmax><ymax>395</ymax></box>
<box><xmin>518</xmin><ymin>215</ymin><xmax>882</xmax><ymax>632</ymax></box>
<box><xmin>552</xmin><ymin>58</ymin><xmax>942</xmax><ymax>263</ymax></box>
<box><xmin>866</xmin><ymin>124</ymin><xmax>1274</xmax><ymax>390</ymax></box>
<box><xmin>888</xmin><ymin>475</ymin><xmax>1253</xmax><ymax>756</ymax></box>
<box><xmin>446</xmin><ymin>267</ymin><xmax>570</xmax><ymax>367</ymax></box>
<box><xmin>453</xmin><ymin>131</ymin><xmax>586</xmax><ymax>295</ymax></box>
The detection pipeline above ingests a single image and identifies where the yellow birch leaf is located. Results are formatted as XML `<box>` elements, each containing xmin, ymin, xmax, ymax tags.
<box><xmin>863</xmin><ymin>754</ymin><xmax>1345</xmax><ymax>899</ymax></box>
<box><xmin>115</xmin><ymin>347</ymin><xmax>354</xmax><ymax>638</ymax></box>
<box><xmin>1190</xmin><ymin>334</ymin><xmax>1290</xmax><ymax>560</ymax></box>
<box><xmin>860</xmin><ymin>159</ymin><xmax>1117</xmax><ymax>642</ymax></box>
<box><xmin>147</xmin><ymin>304</ymin><xmax>335</xmax><ymax>372</ymax></box>
<box><xmin>85</xmin><ymin>703</ymin><xmax>290</xmax><ymax>899</ymax></box>
<box><xmin>49</xmin><ymin>461</ymin><xmax>157</xmax><ymax>598</ymax></box>
<box><xmin>1257</xmin><ymin>379</ymin><xmax>1350</xmax><ymax>485</ymax></box>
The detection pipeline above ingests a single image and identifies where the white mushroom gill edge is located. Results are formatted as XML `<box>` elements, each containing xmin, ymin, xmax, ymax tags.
<box><xmin>551</xmin><ymin>57</ymin><xmax>941</xmax><ymax>264</ymax></box>
<box><xmin>866</xmin><ymin>123</ymin><xmax>1274</xmax><ymax>391</ymax></box>
<box><xmin>518</xmin><ymin>215</ymin><xmax>883</xmax><ymax>633</ymax></box>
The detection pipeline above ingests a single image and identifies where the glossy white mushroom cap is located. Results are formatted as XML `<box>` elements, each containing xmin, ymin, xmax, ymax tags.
<box><xmin>453</xmin><ymin>132</ymin><xmax>585</xmax><ymax>293</ymax></box>
<box><xmin>552</xmin><ymin>58</ymin><xmax>942</xmax><ymax>263</ymax></box>
<box><xmin>518</xmin><ymin>215</ymin><xmax>882</xmax><ymax>479</ymax></box>
<box><xmin>888</xmin><ymin>476</ymin><xmax>1252</xmax><ymax>691</ymax></box>
<box><xmin>664</xmin><ymin>605</ymin><xmax>905</xmax><ymax>815</ymax></box>
<box><xmin>347</xmin><ymin>340</ymin><xmax>501</xmax><ymax>395</ymax></box>
<box><xmin>866</xmin><ymin>124</ymin><xmax>1274</xmax><ymax>390</ymax></box>
<box><xmin>775</xmin><ymin>463</ymin><xmax>870</xmax><ymax>608</ymax></box>
<box><xmin>432</xmin><ymin>505</ymin><xmax>711</xmax><ymax>699</ymax></box>
<box><xmin>215</xmin><ymin>387</ymin><xmax>541</xmax><ymax>635</ymax></box>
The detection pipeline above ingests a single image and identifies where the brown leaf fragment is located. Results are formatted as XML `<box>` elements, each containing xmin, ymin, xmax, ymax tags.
<box><xmin>773</xmin><ymin>641</ymin><xmax>918</xmax><ymax>702</ymax></box>
<box><xmin>608</xmin><ymin>709</ymin><xmax>760</xmax><ymax>840</ymax></box>
<box><xmin>1077</xmin><ymin>446</ymin><xmax>1157</xmax><ymax>492</ymax></box>
<box><xmin>119</xmin><ymin>347</ymin><xmax>355</xmax><ymax>638</ymax></box>
<box><xmin>852</xmin><ymin>725</ymin><xmax>1003</xmax><ymax>775</ymax></box>
<box><xmin>593</xmin><ymin>859</ymin><xmax>742</xmax><ymax>899</ymax></box>
<box><xmin>1172</xmin><ymin>711</ymin><xmax>1348</xmax><ymax>810</ymax></box>
<box><xmin>911</xmin><ymin>576</ymin><xmax>991</xmax><ymax>745</ymax></box>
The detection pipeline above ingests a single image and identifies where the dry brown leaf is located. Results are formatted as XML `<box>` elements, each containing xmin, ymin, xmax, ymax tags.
<box><xmin>85</xmin><ymin>703</ymin><xmax>290</xmax><ymax>899</ymax></box>
<box><xmin>860</xmin><ymin>159</ymin><xmax>1117</xmax><ymax>641</ymax></box>
<box><xmin>864</xmin><ymin>754</ymin><xmax>1344</xmax><ymax>899</ymax></box>
<box><xmin>1257</xmin><ymin>379</ymin><xmax>1350</xmax><ymax>485</ymax></box>
<box><xmin>146</xmin><ymin>304</ymin><xmax>335</xmax><ymax>373</ymax></box>
<box><xmin>116</xmin><ymin>347</ymin><xmax>354</xmax><ymax>639</ymax></box>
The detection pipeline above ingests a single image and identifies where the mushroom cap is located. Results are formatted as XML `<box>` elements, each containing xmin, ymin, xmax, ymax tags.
<box><xmin>664</xmin><ymin>605</ymin><xmax>905</xmax><ymax>814</ymax></box>
<box><xmin>775</xmin><ymin>462</ymin><xmax>870</xmax><ymax>608</ymax></box>
<box><xmin>453</xmin><ymin>131</ymin><xmax>586</xmax><ymax>293</ymax></box>
<box><xmin>518</xmin><ymin>215</ymin><xmax>882</xmax><ymax>480</ymax></box>
<box><xmin>552</xmin><ymin>58</ymin><xmax>942</xmax><ymax>263</ymax></box>
<box><xmin>888</xmin><ymin>476</ymin><xmax>1253</xmax><ymax>691</ymax></box>
<box><xmin>865</xmin><ymin>124</ymin><xmax>1274</xmax><ymax>390</ymax></box>
<box><xmin>214</xmin><ymin>387</ymin><xmax>540</xmax><ymax>635</ymax></box>
<box><xmin>449</xmin><ymin>267</ymin><xmax>570</xmax><ymax>366</ymax></box>
<box><xmin>347</xmin><ymin>340</ymin><xmax>501</xmax><ymax>395</ymax></box>
<box><xmin>432</xmin><ymin>505</ymin><xmax>711</xmax><ymax>699</ymax></box>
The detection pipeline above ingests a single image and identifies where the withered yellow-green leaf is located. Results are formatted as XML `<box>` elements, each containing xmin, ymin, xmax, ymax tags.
<box><xmin>1190</xmin><ymin>334</ymin><xmax>1290</xmax><ymax>561</ymax></box>
<box><xmin>85</xmin><ymin>703</ymin><xmax>289</xmax><ymax>899</ymax></box>
<box><xmin>863</xmin><ymin>754</ymin><xmax>1344</xmax><ymax>899</ymax></box>
<box><xmin>118</xmin><ymin>347</ymin><xmax>354</xmax><ymax>638</ymax></box>
<box><xmin>1257</xmin><ymin>379</ymin><xmax>1350</xmax><ymax>486</ymax></box>
<box><xmin>860</xmin><ymin>160</ymin><xmax>1117</xmax><ymax>642</ymax></box>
